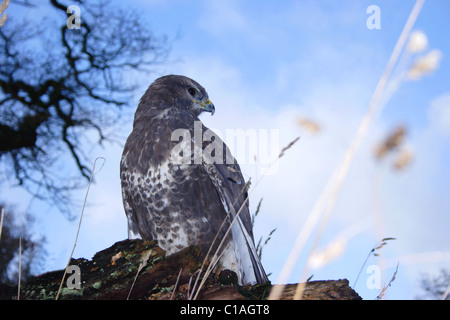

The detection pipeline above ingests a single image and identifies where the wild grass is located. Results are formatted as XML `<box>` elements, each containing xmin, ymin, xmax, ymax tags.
<box><xmin>17</xmin><ymin>237</ymin><xmax>21</xmax><ymax>300</ymax></box>
<box><xmin>127</xmin><ymin>249</ymin><xmax>153</xmax><ymax>300</ymax></box>
<box><xmin>190</xmin><ymin>136</ymin><xmax>300</xmax><ymax>300</ymax></box>
<box><xmin>377</xmin><ymin>262</ymin><xmax>399</xmax><ymax>300</ymax></box>
<box><xmin>9</xmin><ymin>0</ymin><xmax>447</xmax><ymax>301</ymax></box>
<box><xmin>269</xmin><ymin>0</ymin><xmax>430</xmax><ymax>300</ymax></box>
<box><xmin>0</xmin><ymin>207</ymin><xmax>4</xmax><ymax>243</ymax></box>
<box><xmin>55</xmin><ymin>157</ymin><xmax>105</xmax><ymax>300</ymax></box>
<box><xmin>353</xmin><ymin>237</ymin><xmax>397</xmax><ymax>289</ymax></box>
<box><xmin>442</xmin><ymin>282</ymin><xmax>450</xmax><ymax>300</ymax></box>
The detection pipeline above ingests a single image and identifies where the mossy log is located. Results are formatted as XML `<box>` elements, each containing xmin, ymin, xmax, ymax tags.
<box><xmin>0</xmin><ymin>239</ymin><xmax>361</xmax><ymax>300</ymax></box>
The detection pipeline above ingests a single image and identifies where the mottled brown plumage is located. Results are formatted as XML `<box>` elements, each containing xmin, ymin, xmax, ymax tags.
<box><xmin>120</xmin><ymin>75</ymin><xmax>267</xmax><ymax>284</ymax></box>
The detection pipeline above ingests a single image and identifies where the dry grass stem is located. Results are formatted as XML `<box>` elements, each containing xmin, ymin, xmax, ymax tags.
<box><xmin>269</xmin><ymin>0</ymin><xmax>425</xmax><ymax>300</ymax></box>
<box><xmin>127</xmin><ymin>249</ymin><xmax>153</xmax><ymax>300</ymax></box>
<box><xmin>353</xmin><ymin>237</ymin><xmax>396</xmax><ymax>288</ymax></box>
<box><xmin>267</xmin><ymin>166</ymin><xmax>340</xmax><ymax>300</ymax></box>
<box><xmin>309</xmin><ymin>237</ymin><xmax>347</xmax><ymax>270</ymax></box>
<box><xmin>170</xmin><ymin>268</ymin><xmax>183</xmax><ymax>300</ymax></box>
<box><xmin>187</xmin><ymin>269</ymin><xmax>201</xmax><ymax>300</ymax></box>
<box><xmin>0</xmin><ymin>207</ymin><xmax>4</xmax><ymax>243</ymax></box>
<box><xmin>192</xmin><ymin>195</ymin><xmax>250</xmax><ymax>300</ymax></box>
<box><xmin>192</xmin><ymin>137</ymin><xmax>300</xmax><ymax>299</ymax></box>
<box><xmin>377</xmin><ymin>262</ymin><xmax>399</xmax><ymax>300</ymax></box>
<box><xmin>56</xmin><ymin>157</ymin><xmax>106</xmax><ymax>300</ymax></box>
<box><xmin>442</xmin><ymin>283</ymin><xmax>450</xmax><ymax>300</ymax></box>
<box><xmin>17</xmin><ymin>237</ymin><xmax>22</xmax><ymax>300</ymax></box>
<box><xmin>278</xmin><ymin>136</ymin><xmax>300</xmax><ymax>158</ymax></box>
<box><xmin>309</xmin><ymin>219</ymin><xmax>372</xmax><ymax>271</ymax></box>
<box><xmin>292</xmin><ymin>0</ymin><xmax>425</xmax><ymax>300</ymax></box>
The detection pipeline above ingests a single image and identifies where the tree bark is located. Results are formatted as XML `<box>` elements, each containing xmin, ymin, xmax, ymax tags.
<box><xmin>0</xmin><ymin>239</ymin><xmax>361</xmax><ymax>300</ymax></box>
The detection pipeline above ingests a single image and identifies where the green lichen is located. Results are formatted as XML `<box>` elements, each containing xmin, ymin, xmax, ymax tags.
<box><xmin>92</xmin><ymin>281</ymin><xmax>102</xmax><ymax>290</ymax></box>
<box><xmin>59</xmin><ymin>287</ymin><xmax>84</xmax><ymax>297</ymax></box>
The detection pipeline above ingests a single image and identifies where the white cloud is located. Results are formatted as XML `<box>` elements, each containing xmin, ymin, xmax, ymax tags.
<box><xmin>197</xmin><ymin>0</ymin><xmax>250</xmax><ymax>36</ymax></box>
<box><xmin>427</xmin><ymin>93</ymin><xmax>450</xmax><ymax>136</ymax></box>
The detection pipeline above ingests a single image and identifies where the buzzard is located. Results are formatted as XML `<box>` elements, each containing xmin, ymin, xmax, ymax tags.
<box><xmin>120</xmin><ymin>75</ymin><xmax>267</xmax><ymax>285</ymax></box>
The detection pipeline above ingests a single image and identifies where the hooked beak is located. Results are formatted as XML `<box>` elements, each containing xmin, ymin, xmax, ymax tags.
<box><xmin>193</xmin><ymin>98</ymin><xmax>215</xmax><ymax>116</ymax></box>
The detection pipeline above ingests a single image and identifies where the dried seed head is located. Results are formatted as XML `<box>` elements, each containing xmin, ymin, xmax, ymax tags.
<box><xmin>278</xmin><ymin>136</ymin><xmax>300</xmax><ymax>158</ymax></box>
<box><xmin>374</xmin><ymin>125</ymin><xmax>407</xmax><ymax>159</ymax></box>
<box><xmin>407</xmin><ymin>30</ymin><xmax>428</xmax><ymax>53</ymax></box>
<box><xmin>393</xmin><ymin>147</ymin><xmax>413</xmax><ymax>171</ymax></box>
<box><xmin>296</xmin><ymin>117</ymin><xmax>321</xmax><ymax>134</ymax></box>
<box><xmin>408</xmin><ymin>49</ymin><xmax>443</xmax><ymax>81</ymax></box>
<box><xmin>309</xmin><ymin>237</ymin><xmax>347</xmax><ymax>269</ymax></box>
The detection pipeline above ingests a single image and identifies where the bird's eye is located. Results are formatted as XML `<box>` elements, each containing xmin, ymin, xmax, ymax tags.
<box><xmin>188</xmin><ymin>87</ymin><xmax>197</xmax><ymax>96</ymax></box>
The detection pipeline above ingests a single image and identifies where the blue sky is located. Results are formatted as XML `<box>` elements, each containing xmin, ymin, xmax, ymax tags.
<box><xmin>3</xmin><ymin>0</ymin><xmax>450</xmax><ymax>299</ymax></box>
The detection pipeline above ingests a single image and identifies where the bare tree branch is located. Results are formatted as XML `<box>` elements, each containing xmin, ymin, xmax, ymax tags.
<box><xmin>0</xmin><ymin>0</ymin><xmax>169</xmax><ymax>216</ymax></box>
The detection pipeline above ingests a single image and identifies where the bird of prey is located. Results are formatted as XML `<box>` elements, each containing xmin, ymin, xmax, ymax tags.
<box><xmin>120</xmin><ymin>75</ymin><xmax>267</xmax><ymax>285</ymax></box>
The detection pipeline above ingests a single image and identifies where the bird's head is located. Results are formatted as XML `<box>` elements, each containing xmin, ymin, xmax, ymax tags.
<box><xmin>139</xmin><ymin>75</ymin><xmax>215</xmax><ymax>118</ymax></box>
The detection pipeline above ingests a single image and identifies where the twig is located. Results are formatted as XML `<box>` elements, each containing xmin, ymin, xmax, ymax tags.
<box><xmin>55</xmin><ymin>157</ymin><xmax>106</xmax><ymax>300</ymax></box>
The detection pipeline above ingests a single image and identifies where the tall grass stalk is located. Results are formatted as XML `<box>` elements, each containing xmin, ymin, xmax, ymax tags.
<box><xmin>292</xmin><ymin>0</ymin><xmax>425</xmax><ymax>300</ymax></box>
<box><xmin>191</xmin><ymin>137</ymin><xmax>300</xmax><ymax>300</ymax></box>
<box><xmin>127</xmin><ymin>249</ymin><xmax>152</xmax><ymax>300</ymax></box>
<box><xmin>55</xmin><ymin>157</ymin><xmax>105</xmax><ymax>300</ymax></box>
<box><xmin>0</xmin><ymin>207</ymin><xmax>4</xmax><ymax>243</ymax></box>
<box><xmin>377</xmin><ymin>262</ymin><xmax>399</xmax><ymax>300</ymax></box>
<box><xmin>17</xmin><ymin>237</ymin><xmax>22</xmax><ymax>300</ymax></box>
<box><xmin>442</xmin><ymin>283</ymin><xmax>450</xmax><ymax>300</ymax></box>
<box><xmin>170</xmin><ymin>268</ymin><xmax>183</xmax><ymax>300</ymax></box>
<box><xmin>268</xmin><ymin>0</ymin><xmax>426</xmax><ymax>300</ymax></box>
<box><xmin>353</xmin><ymin>237</ymin><xmax>396</xmax><ymax>289</ymax></box>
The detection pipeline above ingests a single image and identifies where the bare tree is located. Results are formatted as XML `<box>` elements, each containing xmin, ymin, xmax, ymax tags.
<box><xmin>0</xmin><ymin>204</ymin><xmax>46</xmax><ymax>284</ymax></box>
<box><xmin>417</xmin><ymin>269</ymin><xmax>450</xmax><ymax>300</ymax></box>
<box><xmin>0</xmin><ymin>0</ymin><xmax>169</xmax><ymax>217</ymax></box>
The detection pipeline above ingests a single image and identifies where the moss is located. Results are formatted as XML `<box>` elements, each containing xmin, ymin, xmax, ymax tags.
<box><xmin>92</xmin><ymin>281</ymin><xmax>102</xmax><ymax>290</ymax></box>
<box><xmin>60</xmin><ymin>287</ymin><xmax>83</xmax><ymax>297</ymax></box>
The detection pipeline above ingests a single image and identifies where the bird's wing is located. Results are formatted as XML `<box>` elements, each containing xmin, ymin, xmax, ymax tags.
<box><xmin>201</xmin><ymin>131</ymin><xmax>268</xmax><ymax>284</ymax></box>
